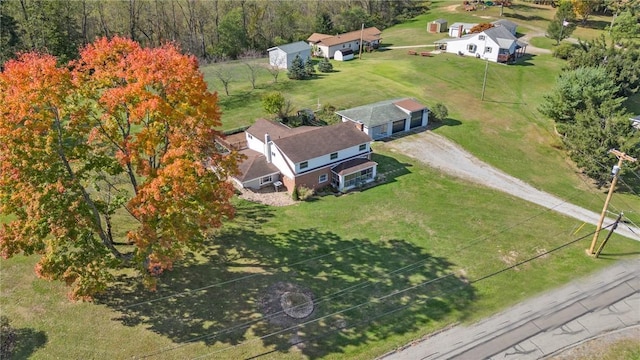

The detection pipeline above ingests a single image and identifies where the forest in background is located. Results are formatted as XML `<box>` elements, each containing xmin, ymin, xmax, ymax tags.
<box><xmin>0</xmin><ymin>0</ymin><xmax>429</xmax><ymax>64</ymax></box>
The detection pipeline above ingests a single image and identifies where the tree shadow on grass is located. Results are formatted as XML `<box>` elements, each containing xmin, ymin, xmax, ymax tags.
<box><xmin>504</xmin><ymin>12</ymin><xmax>547</xmax><ymax>21</ymax></box>
<box><xmin>581</xmin><ymin>20</ymin><xmax>610</xmax><ymax>30</ymax></box>
<box><xmin>10</xmin><ymin>327</ymin><xmax>48</xmax><ymax>359</ymax></box>
<box><xmin>97</xmin><ymin>215</ymin><xmax>475</xmax><ymax>359</ymax></box>
<box><xmin>428</xmin><ymin>118</ymin><xmax>463</xmax><ymax>131</ymax></box>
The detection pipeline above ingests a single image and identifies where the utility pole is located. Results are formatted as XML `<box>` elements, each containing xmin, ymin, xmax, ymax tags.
<box><xmin>588</xmin><ymin>149</ymin><xmax>637</xmax><ymax>255</ymax></box>
<box><xmin>481</xmin><ymin>59</ymin><xmax>489</xmax><ymax>101</ymax></box>
<box><xmin>358</xmin><ymin>23</ymin><xmax>364</xmax><ymax>59</ymax></box>
<box><xmin>594</xmin><ymin>212</ymin><xmax>624</xmax><ymax>258</ymax></box>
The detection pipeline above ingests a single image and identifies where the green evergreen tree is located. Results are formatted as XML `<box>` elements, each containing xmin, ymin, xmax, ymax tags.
<box><xmin>305</xmin><ymin>57</ymin><xmax>315</xmax><ymax>77</ymax></box>
<box><xmin>314</xmin><ymin>12</ymin><xmax>333</xmax><ymax>34</ymax></box>
<box><xmin>567</xmin><ymin>37</ymin><xmax>640</xmax><ymax>97</ymax></box>
<box><xmin>611</xmin><ymin>11</ymin><xmax>640</xmax><ymax>42</ymax></box>
<box><xmin>318</xmin><ymin>57</ymin><xmax>333</xmax><ymax>72</ymax></box>
<box><xmin>539</xmin><ymin>66</ymin><xmax>639</xmax><ymax>184</ymax></box>
<box><xmin>287</xmin><ymin>54</ymin><xmax>307</xmax><ymax>80</ymax></box>
<box><xmin>539</xmin><ymin>67</ymin><xmax>624</xmax><ymax>129</ymax></box>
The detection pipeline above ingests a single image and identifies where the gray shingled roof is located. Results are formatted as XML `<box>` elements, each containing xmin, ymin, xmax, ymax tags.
<box><xmin>236</xmin><ymin>149</ymin><xmax>280</xmax><ymax>182</ymax></box>
<box><xmin>246</xmin><ymin>119</ymin><xmax>316</xmax><ymax>141</ymax></box>
<box><xmin>268</xmin><ymin>41</ymin><xmax>311</xmax><ymax>54</ymax></box>
<box><xmin>273</xmin><ymin>121</ymin><xmax>372</xmax><ymax>163</ymax></box>
<box><xmin>484</xmin><ymin>26</ymin><xmax>519</xmax><ymax>49</ymax></box>
<box><xmin>332</xmin><ymin>157</ymin><xmax>377</xmax><ymax>175</ymax></box>
<box><xmin>491</xmin><ymin>19</ymin><xmax>517</xmax><ymax>34</ymax></box>
<box><xmin>435</xmin><ymin>25</ymin><xmax>526</xmax><ymax>49</ymax></box>
<box><xmin>335</xmin><ymin>98</ymin><xmax>416</xmax><ymax>128</ymax></box>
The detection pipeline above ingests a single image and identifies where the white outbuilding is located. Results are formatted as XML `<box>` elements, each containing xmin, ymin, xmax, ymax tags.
<box><xmin>334</xmin><ymin>49</ymin><xmax>354</xmax><ymax>61</ymax></box>
<box><xmin>267</xmin><ymin>41</ymin><xmax>311</xmax><ymax>69</ymax></box>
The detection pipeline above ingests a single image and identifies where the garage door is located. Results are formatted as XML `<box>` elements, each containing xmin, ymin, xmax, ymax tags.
<box><xmin>410</xmin><ymin>112</ymin><xmax>423</xmax><ymax>128</ymax></box>
<box><xmin>392</xmin><ymin>119</ymin><xmax>406</xmax><ymax>134</ymax></box>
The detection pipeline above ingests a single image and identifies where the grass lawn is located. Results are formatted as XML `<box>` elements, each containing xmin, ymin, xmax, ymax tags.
<box><xmin>1</xmin><ymin>1</ymin><xmax>638</xmax><ymax>359</ymax></box>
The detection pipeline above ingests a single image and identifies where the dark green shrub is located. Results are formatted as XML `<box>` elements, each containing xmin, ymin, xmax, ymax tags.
<box><xmin>552</xmin><ymin>43</ymin><xmax>577</xmax><ymax>59</ymax></box>
<box><xmin>318</xmin><ymin>57</ymin><xmax>333</xmax><ymax>73</ymax></box>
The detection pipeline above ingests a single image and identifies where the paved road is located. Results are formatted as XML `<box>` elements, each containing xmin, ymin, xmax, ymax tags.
<box><xmin>379</xmin><ymin>260</ymin><xmax>640</xmax><ymax>360</ymax></box>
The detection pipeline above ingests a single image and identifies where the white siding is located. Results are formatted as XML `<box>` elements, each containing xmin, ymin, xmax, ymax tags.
<box><xmin>268</xmin><ymin>49</ymin><xmax>287</xmax><ymax>69</ymax></box>
<box><xmin>270</xmin><ymin>145</ymin><xmax>295</xmax><ymax>179</ymax></box>
<box><xmin>246</xmin><ymin>133</ymin><xmax>265</xmax><ymax>153</ymax></box>
<box><xmin>295</xmin><ymin>144</ymin><xmax>368</xmax><ymax>173</ymax></box>
<box><xmin>268</xmin><ymin>48</ymin><xmax>311</xmax><ymax>69</ymax></box>
<box><xmin>327</xmin><ymin>40</ymin><xmax>360</xmax><ymax>58</ymax></box>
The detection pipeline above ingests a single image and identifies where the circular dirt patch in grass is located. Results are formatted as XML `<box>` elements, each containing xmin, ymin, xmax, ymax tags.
<box><xmin>280</xmin><ymin>291</ymin><xmax>314</xmax><ymax>319</ymax></box>
<box><xmin>259</xmin><ymin>282</ymin><xmax>315</xmax><ymax>327</ymax></box>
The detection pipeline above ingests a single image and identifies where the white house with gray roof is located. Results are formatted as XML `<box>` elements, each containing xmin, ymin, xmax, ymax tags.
<box><xmin>267</xmin><ymin>41</ymin><xmax>311</xmax><ymax>69</ymax></box>
<box><xmin>435</xmin><ymin>25</ymin><xmax>527</xmax><ymax>63</ymax></box>
<box><xmin>336</xmin><ymin>98</ymin><xmax>429</xmax><ymax>140</ymax></box>
<box><xmin>231</xmin><ymin>119</ymin><xmax>377</xmax><ymax>193</ymax></box>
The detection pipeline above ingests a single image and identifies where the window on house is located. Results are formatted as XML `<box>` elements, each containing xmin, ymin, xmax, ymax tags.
<box><xmin>343</xmin><ymin>167</ymin><xmax>374</xmax><ymax>188</ymax></box>
<box><xmin>300</xmin><ymin>161</ymin><xmax>308</xmax><ymax>169</ymax></box>
<box><xmin>478</xmin><ymin>35</ymin><xmax>485</xmax><ymax>40</ymax></box>
<box><xmin>467</xmin><ymin>44</ymin><xmax>476</xmax><ymax>53</ymax></box>
<box><xmin>330</xmin><ymin>152</ymin><xmax>338</xmax><ymax>160</ymax></box>
<box><xmin>319</xmin><ymin>174</ymin><xmax>328</xmax><ymax>183</ymax></box>
<box><xmin>485</xmin><ymin>47</ymin><xmax>492</xmax><ymax>53</ymax></box>
<box><xmin>260</xmin><ymin>175</ymin><xmax>272</xmax><ymax>185</ymax></box>
<box><xmin>359</xmin><ymin>144</ymin><xmax>367</xmax><ymax>151</ymax></box>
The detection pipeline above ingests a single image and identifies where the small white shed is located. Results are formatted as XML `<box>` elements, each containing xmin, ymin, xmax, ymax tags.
<box><xmin>334</xmin><ymin>49</ymin><xmax>354</xmax><ymax>61</ymax></box>
<box><xmin>267</xmin><ymin>41</ymin><xmax>311</xmax><ymax>69</ymax></box>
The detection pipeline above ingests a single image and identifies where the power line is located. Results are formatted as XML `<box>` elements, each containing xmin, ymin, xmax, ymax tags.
<box><xmin>134</xmin><ymin>190</ymin><xmax>594</xmax><ymax>359</ymax></box>
<box><xmin>120</xmin><ymin>243</ymin><xmax>362</xmax><ymax>310</ymax></box>
<box><xmin>122</xmin><ymin>182</ymin><xmax>590</xmax><ymax>313</ymax></box>
<box><xmin>189</xmin><ymin>226</ymin><xmax>608</xmax><ymax>360</ymax></box>
<box><xmin>130</xmin><ymin>162</ymin><xmax>613</xmax><ymax>357</ymax></box>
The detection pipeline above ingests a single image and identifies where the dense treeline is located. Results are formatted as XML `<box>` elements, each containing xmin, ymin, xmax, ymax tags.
<box><xmin>0</xmin><ymin>0</ymin><xmax>429</xmax><ymax>65</ymax></box>
<box><xmin>540</xmin><ymin>38</ymin><xmax>640</xmax><ymax>186</ymax></box>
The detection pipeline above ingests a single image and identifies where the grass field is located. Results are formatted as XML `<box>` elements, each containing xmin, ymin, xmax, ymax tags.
<box><xmin>1</xmin><ymin>1</ymin><xmax>639</xmax><ymax>359</ymax></box>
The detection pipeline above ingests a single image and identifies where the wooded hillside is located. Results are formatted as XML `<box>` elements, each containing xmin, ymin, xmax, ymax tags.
<box><xmin>0</xmin><ymin>0</ymin><xmax>429</xmax><ymax>64</ymax></box>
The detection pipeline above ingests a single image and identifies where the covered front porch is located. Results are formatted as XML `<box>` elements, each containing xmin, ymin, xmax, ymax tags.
<box><xmin>331</xmin><ymin>157</ymin><xmax>378</xmax><ymax>192</ymax></box>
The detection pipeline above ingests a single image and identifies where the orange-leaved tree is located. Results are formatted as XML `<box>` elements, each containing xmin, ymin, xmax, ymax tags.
<box><xmin>0</xmin><ymin>37</ymin><xmax>240</xmax><ymax>300</ymax></box>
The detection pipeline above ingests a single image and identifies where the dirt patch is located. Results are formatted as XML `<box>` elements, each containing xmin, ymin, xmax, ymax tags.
<box><xmin>498</xmin><ymin>250</ymin><xmax>520</xmax><ymax>269</ymax></box>
<box><xmin>444</xmin><ymin>4</ymin><xmax>459</xmax><ymax>12</ymax></box>
<box><xmin>381</xmin><ymin>130</ymin><xmax>640</xmax><ymax>240</ymax></box>
<box><xmin>259</xmin><ymin>281</ymin><xmax>316</xmax><ymax>328</ymax></box>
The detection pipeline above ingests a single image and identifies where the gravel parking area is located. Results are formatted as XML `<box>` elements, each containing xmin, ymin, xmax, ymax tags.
<box><xmin>382</xmin><ymin>130</ymin><xmax>640</xmax><ymax>240</ymax></box>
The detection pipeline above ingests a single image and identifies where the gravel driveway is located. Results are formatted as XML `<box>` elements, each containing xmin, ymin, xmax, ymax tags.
<box><xmin>383</xmin><ymin>131</ymin><xmax>640</xmax><ymax>241</ymax></box>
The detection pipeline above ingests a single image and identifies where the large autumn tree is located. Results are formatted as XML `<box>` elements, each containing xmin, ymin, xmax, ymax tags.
<box><xmin>0</xmin><ymin>37</ymin><xmax>240</xmax><ymax>300</ymax></box>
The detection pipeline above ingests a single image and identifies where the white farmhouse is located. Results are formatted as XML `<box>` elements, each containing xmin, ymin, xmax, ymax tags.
<box><xmin>435</xmin><ymin>26</ymin><xmax>527</xmax><ymax>63</ymax></box>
